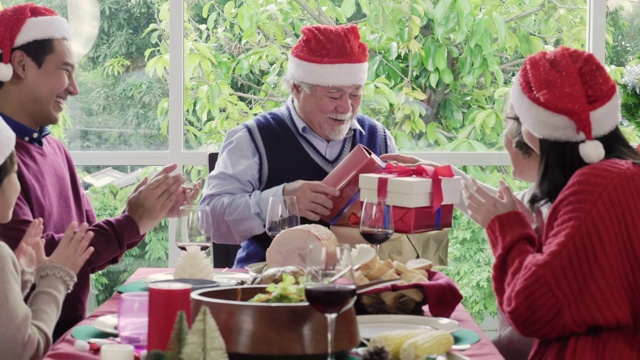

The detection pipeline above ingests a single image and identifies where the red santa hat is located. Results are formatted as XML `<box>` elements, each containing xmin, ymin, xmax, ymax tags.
<box><xmin>0</xmin><ymin>117</ymin><xmax>16</xmax><ymax>164</ymax></box>
<box><xmin>510</xmin><ymin>46</ymin><xmax>620</xmax><ymax>164</ymax></box>
<box><xmin>287</xmin><ymin>24</ymin><xmax>369</xmax><ymax>87</ymax></box>
<box><xmin>0</xmin><ymin>3</ymin><xmax>71</xmax><ymax>82</ymax></box>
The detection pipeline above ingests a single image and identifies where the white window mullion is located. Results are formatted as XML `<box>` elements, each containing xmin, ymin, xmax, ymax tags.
<box><xmin>587</xmin><ymin>0</ymin><xmax>607</xmax><ymax>63</ymax></box>
<box><xmin>167</xmin><ymin>0</ymin><xmax>185</xmax><ymax>267</ymax></box>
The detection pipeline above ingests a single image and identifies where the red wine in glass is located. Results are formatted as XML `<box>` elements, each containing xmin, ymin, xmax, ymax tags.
<box><xmin>305</xmin><ymin>284</ymin><xmax>356</xmax><ymax>314</ymax></box>
<box><xmin>304</xmin><ymin>244</ymin><xmax>356</xmax><ymax>360</ymax></box>
<box><xmin>176</xmin><ymin>243</ymin><xmax>212</xmax><ymax>252</ymax></box>
<box><xmin>360</xmin><ymin>198</ymin><xmax>394</xmax><ymax>254</ymax></box>
<box><xmin>359</xmin><ymin>229</ymin><xmax>394</xmax><ymax>245</ymax></box>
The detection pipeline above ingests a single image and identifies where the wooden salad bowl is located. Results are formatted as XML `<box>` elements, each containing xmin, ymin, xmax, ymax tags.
<box><xmin>191</xmin><ymin>285</ymin><xmax>360</xmax><ymax>359</ymax></box>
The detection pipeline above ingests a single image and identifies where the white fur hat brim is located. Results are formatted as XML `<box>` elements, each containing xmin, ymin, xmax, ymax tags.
<box><xmin>0</xmin><ymin>14</ymin><xmax>70</xmax><ymax>82</ymax></box>
<box><xmin>287</xmin><ymin>54</ymin><xmax>368</xmax><ymax>86</ymax></box>
<box><xmin>0</xmin><ymin>116</ymin><xmax>16</xmax><ymax>164</ymax></box>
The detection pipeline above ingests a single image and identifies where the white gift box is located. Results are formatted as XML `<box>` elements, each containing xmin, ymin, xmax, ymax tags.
<box><xmin>359</xmin><ymin>173</ymin><xmax>462</xmax><ymax>208</ymax></box>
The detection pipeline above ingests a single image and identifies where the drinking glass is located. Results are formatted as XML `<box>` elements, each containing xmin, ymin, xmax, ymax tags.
<box><xmin>265</xmin><ymin>196</ymin><xmax>300</xmax><ymax>238</ymax></box>
<box><xmin>175</xmin><ymin>205</ymin><xmax>212</xmax><ymax>254</ymax></box>
<box><xmin>118</xmin><ymin>292</ymin><xmax>149</xmax><ymax>350</ymax></box>
<box><xmin>359</xmin><ymin>198</ymin><xmax>394</xmax><ymax>254</ymax></box>
<box><xmin>304</xmin><ymin>243</ymin><xmax>356</xmax><ymax>360</ymax></box>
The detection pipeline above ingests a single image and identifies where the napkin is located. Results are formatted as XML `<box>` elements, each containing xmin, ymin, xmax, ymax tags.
<box><xmin>117</xmin><ymin>280</ymin><xmax>149</xmax><ymax>293</ymax></box>
<box><xmin>72</xmin><ymin>325</ymin><xmax>114</xmax><ymax>341</ymax></box>
<box><xmin>358</xmin><ymin>270</ymin><xmax>463</xmax><ymax>318</ymax></box>
<box><xmin>452</xmin><ymin>328</ymin><xmax>481</xmax><ymax>345</ymax></box>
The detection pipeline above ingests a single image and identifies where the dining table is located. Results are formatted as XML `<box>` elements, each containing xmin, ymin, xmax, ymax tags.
<box><xmin>43</xmin><ymin>267</ymin><xmax>505</xmax><ymax>360</ymax></box>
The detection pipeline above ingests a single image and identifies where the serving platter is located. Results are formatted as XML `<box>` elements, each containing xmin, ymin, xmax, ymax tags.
<box><xmin>357</xmin><ymin>314</ymin><xmax>461</xmax><ymax>339</ymax></box>
<box><xmin>144</xmin><ymin>271</ymin><xmax>251</xmax><ymax>286</ymax></box>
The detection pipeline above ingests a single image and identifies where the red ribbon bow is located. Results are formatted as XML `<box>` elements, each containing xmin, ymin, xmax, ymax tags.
<box><xmin>375</xmin><ymin>163</ymin><xmax>455</xmax><ymax>213</ymax></box>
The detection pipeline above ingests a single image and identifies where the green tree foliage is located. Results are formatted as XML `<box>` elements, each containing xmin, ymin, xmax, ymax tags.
<box><xmin>86</xmin><ymin>182</ymin><xmax>169</xmax><ymax>307</ymax></box>
<box><xmin>606</xmin><ymin>3</ymin><xmax>640</xmax><ymax>67</ymax></box>
<box><xmin>66</xmin><ymin>0</ymin><xmax>168</xmax><ymax>151</ymax></box>
<box><xmin>145</xmin><ymin>0</ymin><xmax>589</xmax><ymax>154</ymax></box>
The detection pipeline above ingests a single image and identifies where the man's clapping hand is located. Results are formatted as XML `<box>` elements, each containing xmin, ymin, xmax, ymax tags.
<box><xmin>126</xmin><ymin>164</ymin><xmax>184</xmax><ymax>234</ymax></box>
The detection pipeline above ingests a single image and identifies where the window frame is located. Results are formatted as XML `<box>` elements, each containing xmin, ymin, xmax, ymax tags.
<box><xmin>69</xmin><ymin>0</ymin><xmax>606</xmax><ymax>266</ymax></box>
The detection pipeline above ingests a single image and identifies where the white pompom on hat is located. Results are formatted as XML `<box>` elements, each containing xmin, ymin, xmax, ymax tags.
<box><xmin>0</xmin><ymin>117</ymin><xmax>16</xmax><ymax>164</ymax></box>
<box><xmin>510</xmin><ymin>46</ymin><xmax>621</xmax><ymax>164</ymax></box>
<box><xmin>287</xmin><ymin>24</ymin><xmax>369</xmax><ymax>87</ymax></box>
<box><xmin>0</xmin><ymin>3</ymin><xmax>71</xmax><ymax>82</ymax></box>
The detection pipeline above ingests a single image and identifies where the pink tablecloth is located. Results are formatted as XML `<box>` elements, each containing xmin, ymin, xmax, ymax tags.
<box><xmin>44</xmin><ymin>268</ymin><xmax>504</xmax><ymax>360</ymax></box>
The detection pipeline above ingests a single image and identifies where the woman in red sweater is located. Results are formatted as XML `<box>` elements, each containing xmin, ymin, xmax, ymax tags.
<box><xmin>464</xmin><ymin>46</ymin><xmax>640</xmax><ymax>359</ymax></box>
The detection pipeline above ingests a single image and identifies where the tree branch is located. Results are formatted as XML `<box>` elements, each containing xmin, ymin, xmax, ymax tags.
<box><xmin>515</xmin><ymin>19</ymin><xmax>557</xmax><ymax>38</ymax></box>
<box><xmin>314</xmin><ymin>0</ymin><xmax>335</xmax><ymax>25</ymax></box>
<box><xmin>293</xmin><ymin>0</ymin><xmax>332</xmax><ymax>25</ymax></box>
<box><xmin>436</xmin><ymin>128</ymin><xmax>456</xmax><ymax>138</ymax></box>
<box><xmin>232</xmin><ymin>75</ymin><xmax>267</xmax><ymax>92</ymax></box>
<box><xmin>504</xmin><ymin>5</ymin><xmax>544</xmax><ymax>23</ymax></box>
<box><xmin>231</xmin><ymin>91</ymin><xmax>286</xmax><ymax>102</ymax></box>
<box><xmin>548</xmin><ymin>0</ymin><xmax>583</xmax><ymax>10</ymax></box>
<box><xmin>379</xmin><ymin>56</ymin><xmax>409</xmax><ymax>83</ymax></box>
<box><xmin>500</xmin><ymin>59</ymin><xmax>525</xmax><ymax>70</ymax></box>
<box><xmin>406</xmin><ymin>53</ymin><xmax>413</xmax><ymax>87</ymax></box>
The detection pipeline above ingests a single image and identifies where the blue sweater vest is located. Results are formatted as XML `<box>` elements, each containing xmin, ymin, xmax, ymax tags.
<box><xmin>234</xmin><ymin>105</ymin><xmax>390</xmax><ymax>267</ymax></box>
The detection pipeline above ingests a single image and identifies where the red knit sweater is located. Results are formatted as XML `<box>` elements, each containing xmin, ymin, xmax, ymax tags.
<box><xmin>487</xmin><ymin>159</ymin><xmax>640</xmax><ymax>360</ymax></box>
<box><xmin>0</xmin><ymin>136</ymin><xmax>144</xmax><ymax>339</ymax></box>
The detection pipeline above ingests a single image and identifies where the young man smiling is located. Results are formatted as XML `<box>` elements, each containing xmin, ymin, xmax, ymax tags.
<box><xmin>0</xmin><ymin>3</ymin><xmax>197</xmax><ymax>340</ymax></box>
<box><xmin>200</xmin><ymin>24</ymin><xmax>396</xmax><ymax>268</ymax></box>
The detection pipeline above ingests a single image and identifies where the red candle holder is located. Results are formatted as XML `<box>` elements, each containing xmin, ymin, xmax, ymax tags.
<box><xmin>147</xmin><ymin>282</ymin><xmax>192</xmax><ymax>351</ymax></box>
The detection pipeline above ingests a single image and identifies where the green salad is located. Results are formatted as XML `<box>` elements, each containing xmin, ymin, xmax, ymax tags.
<box><xmin>248</xmin><ymin>273</ymin><xmax>306</xmax><ymax>303</ymax></box>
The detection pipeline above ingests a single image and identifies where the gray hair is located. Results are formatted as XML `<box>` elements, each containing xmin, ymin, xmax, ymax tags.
<box><xmin>284</xmin><ymin>75</ymin><xmax>314</xmax><ymax>94</ymax></box>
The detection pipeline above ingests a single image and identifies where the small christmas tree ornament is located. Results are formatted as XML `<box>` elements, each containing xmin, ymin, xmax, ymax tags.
<box><xmin>173</xmin><ymin>246</ymin><xmax>214</xmax><ymax>280</ymax></box>
<box><xmin>180</xmin><ymin>307</ymin><xmax>228</xmax><ymax>360</ymax></box>
<box><xmin>165</xmin><ymin>311</ymin><xmax>189</xmax><ymax>360</ymax></box>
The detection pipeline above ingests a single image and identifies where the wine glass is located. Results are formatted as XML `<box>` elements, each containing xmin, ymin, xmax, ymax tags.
<box><xmin>265</xmin><ymin>196</ymin><xmax>300</xmax><ymax>238</ymax></box>
<box><xmin>359</xmin><ymin>198</ymin><xmax>394</xmax><ymax>254</ymax></box>
<box><xmin>175</xmin><ymin>205</ymin><xmax>212</xmax><ymax>255</ymax></box>
<box><xmin>304</xmin><ymin>243</ymin><xmax>356</xmax><ymax>360</ymax></box>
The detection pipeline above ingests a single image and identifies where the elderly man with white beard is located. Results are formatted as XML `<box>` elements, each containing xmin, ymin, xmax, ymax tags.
<box><xmin>200</xmin><ymin>24</ymin><xmax>396</xmax><ymax>268</ymax></box>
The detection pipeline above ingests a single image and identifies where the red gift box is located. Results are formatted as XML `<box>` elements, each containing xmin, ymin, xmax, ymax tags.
<box><xmin>393</xmin><ymin>204</ymin><xmax>454</xmax><ymax>233</ymax></box>
<box><xmin>321</xmin><ymin>144</ymin><xmax>384</xmax><ymax>224</ymax></box>
<box><xmin>344</xmin><ymin>203</ymin><xmax>453</xmax><ymax>233</ymax></box>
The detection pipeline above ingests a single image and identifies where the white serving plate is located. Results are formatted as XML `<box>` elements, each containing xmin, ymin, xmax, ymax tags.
<box><xmin>91</xmin><ymin>314</ymin><xmax>118</xmax><ymax>335</ymax></box>
<box><xmin>357</xmin><ymin>314</ymin><xmax>461</xmax><ymax>339</ymax></box>
<box><xmin>144</xmin><ymin>271</ymin><xmax>251</xmax><ymax>286</ymax></box>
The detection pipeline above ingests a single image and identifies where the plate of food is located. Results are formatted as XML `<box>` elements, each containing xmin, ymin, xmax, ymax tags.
<box><xmin>357</xmin><ymin>314</ymin><xmax>460</xmax><ymax>339</ymax></box>
<box><xmin>245</xmin><ymin>262</ymin><xmax>268</xmax><ymax>276</ymax></box>
<box><xmin>144</xmin><ymin>271</ymin><xmax>174</xmax><ymax>282</ymax></box>
<box><xmin>92</xmin><ymin>314</ymin><xmax>118</xmax><ymax>336</ymax></box>
<box><xmin>212</xmin><ymin>271</ymin><xmax>251</xmax><ymax>285</ymax></box>
<box><xmin>144</xmin><ymin>271</ymin><xmax>251</xmax><ymax>286</ymax></box>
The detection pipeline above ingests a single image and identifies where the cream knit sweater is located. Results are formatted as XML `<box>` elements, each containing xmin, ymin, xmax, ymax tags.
<box><xmin>0</xmin><ymin>242</ymin><xmax>74</xmax><ymax>360</ymax></box>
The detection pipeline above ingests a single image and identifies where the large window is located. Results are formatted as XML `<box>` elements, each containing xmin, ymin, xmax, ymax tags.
<box><xmin>606</xmin><ymin>0</ymin><xmax>640</xmax><ymax>146</ymax></box>
<box><xmin>3</xmin><ymin>0</ymin><xmax>637</xmax><ymax>320</ymax></box>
